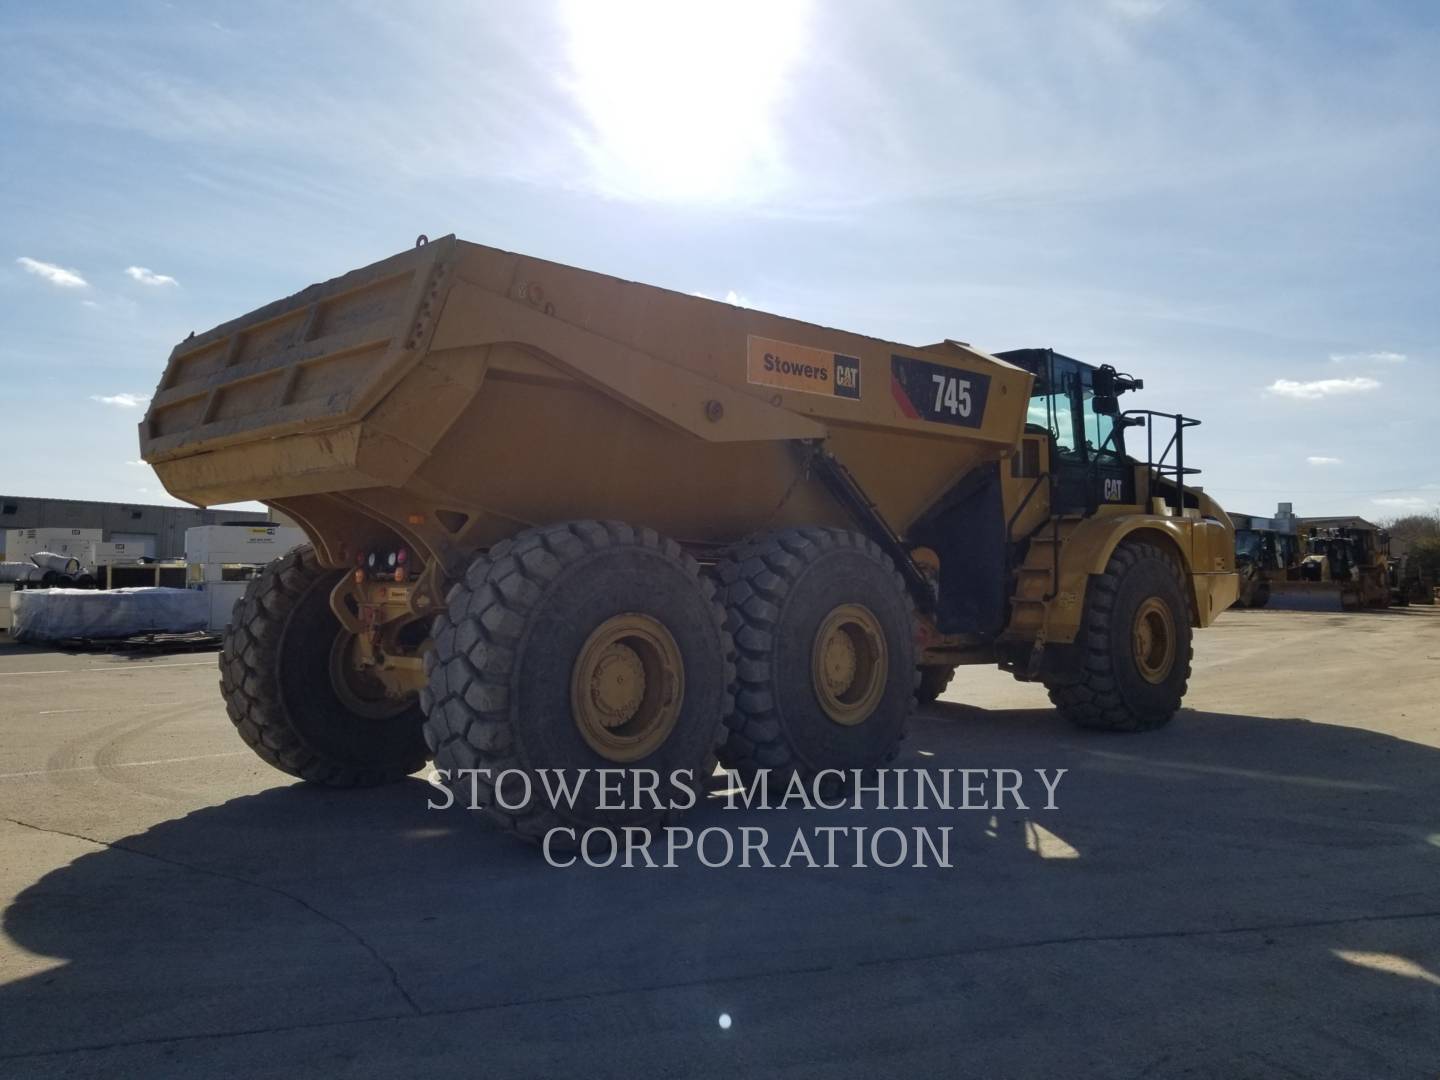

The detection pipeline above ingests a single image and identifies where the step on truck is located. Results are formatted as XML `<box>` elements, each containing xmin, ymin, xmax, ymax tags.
<box><xmin>139</xmin><ymin>235</ymin><xmax>1238</xmax><ymax>842</ymax></box>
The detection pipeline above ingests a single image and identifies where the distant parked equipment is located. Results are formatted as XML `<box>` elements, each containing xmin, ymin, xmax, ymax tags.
<box><xmin>1270</xmin><ymin>523</ymin><xmax>1393</xmax><ymax>610</ymax></box>
<box><xmin>4</xmin><ymin>528</ymin><xmax>102</xmax><ymax>566</ymax></box>
<box><xmin>184</xmin><ymin>524</ymin><xmax>307</xmax><ymax>631</ymax></box>
<box><xmin>1387</xmin><ymin>553</ymin><xmax>1435</xmax><ymax>606</ymax></box>
<box><xmin>1230</xmin><ymin>510</ymin><xmax>1301</xmax><ymax>609</ymax></box>
<box><xmin>1</xmin><ymin>494</ymin><xmax>272</xmax><ymax>561</ymax></box>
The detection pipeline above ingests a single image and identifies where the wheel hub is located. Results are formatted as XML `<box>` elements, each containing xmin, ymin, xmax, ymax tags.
<box><xmin>327</xmin><ymin>632</ymin><xmax>415</xmax><ymax>720</ymax></box>
<box><xmin>571</xmin><ymin>613</ymin><xmax>684</xmax><ymax>762</ymax></box>
<box><xmin>588</xmin><ymin>643</ymin><xmax>648</xmax><ymax>727</ymax></box>
<box><xmin>1132</xmin><ymin>597</ymin><xmax>1176</xmax><ymax>685</ymax></box>
<box><xmin>811</xmin><ymin>603</ymin><xmax>887</xmax><ymax>726</ymax></box>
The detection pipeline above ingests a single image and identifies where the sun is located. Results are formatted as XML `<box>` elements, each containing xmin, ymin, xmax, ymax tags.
<box><xmin>561</xmin><ymin>0</ymin><xmax>810</xmax><ymax>202</ymax></box>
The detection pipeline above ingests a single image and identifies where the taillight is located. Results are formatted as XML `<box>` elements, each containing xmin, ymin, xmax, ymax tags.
<box><xmin>355</xmin><ymin>545</ymin><xmax>417</xmax><ymax>582</ymax></box>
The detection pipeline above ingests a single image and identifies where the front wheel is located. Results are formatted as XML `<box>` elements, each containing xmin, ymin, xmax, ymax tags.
<box><xmin>1046</xmin><ymin>540</ymin><xmax>1193</xmax><ymax>732</ymax></box>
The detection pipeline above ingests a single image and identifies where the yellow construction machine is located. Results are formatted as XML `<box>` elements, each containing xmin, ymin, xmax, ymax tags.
<box><xmin>139</xmin><ymin>236</ymin><xmax>1237</xmax><ymax>840</ymax></box>
<box><xmin>1230</xmin><ymin>512</ymin><xmax>1300</xmax><ymax>609</ymax></box>
<box><xmin>1272</xmin><ymin>524</ymin><xmax>1392</xmax><ymax>610</ymax></box>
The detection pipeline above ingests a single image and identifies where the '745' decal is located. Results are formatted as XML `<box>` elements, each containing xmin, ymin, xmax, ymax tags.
<box><xmin>889</xmin><ymin>354</ymin><xmax>992</xmax><ymax>429</ymax></box>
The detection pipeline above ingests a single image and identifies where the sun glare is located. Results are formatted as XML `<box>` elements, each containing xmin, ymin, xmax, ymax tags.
<box><xmin>562</xmin><ymin>0</ymin><xmax>810</xmax><ymax>202</ymax></box>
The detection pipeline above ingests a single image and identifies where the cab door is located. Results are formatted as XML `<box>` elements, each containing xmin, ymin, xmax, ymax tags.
<box><xmin>1079</xmin><ymin>389</ymin><xmax>1135</xmax><ymax>510</ymax></box>
<box><xmin>1028</xmin><ymin>364</ymin><xmax>1134</xmax><ymax>514</ymax></box>
<box><xmin>1026</xmin><ymin>369</ymin><xmax>1088</xmax><ymax>514</ymax></box>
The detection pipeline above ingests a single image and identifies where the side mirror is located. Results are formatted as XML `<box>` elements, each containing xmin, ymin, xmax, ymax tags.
<box><xmin>1094</xmin><ymin>363</ymin><xmax>1144</xmax><ymax>396</ymax></box>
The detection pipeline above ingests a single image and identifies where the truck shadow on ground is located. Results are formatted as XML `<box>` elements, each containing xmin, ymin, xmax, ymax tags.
<box><xmin>4</xmin><ymin>704</ymin><xmax>1440</xmax><ymax>1075</ymax></box>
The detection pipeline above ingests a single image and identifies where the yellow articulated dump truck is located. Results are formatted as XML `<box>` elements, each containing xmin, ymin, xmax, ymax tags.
<box><xmin>139</xmin><ymin>235</ymin><xmax>1237</xmax><ymax>841</ymax></box>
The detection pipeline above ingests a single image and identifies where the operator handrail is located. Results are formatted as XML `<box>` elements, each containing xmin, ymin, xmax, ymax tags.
<box><xmin>1122</xmin><ymin>409</ymin><xmax>1202</xmax><ymax>512</ymax></box>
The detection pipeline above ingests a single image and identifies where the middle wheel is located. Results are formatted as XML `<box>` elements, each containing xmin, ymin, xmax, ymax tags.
<box><xmin>717</xmin><ymin>527</ymin><xmax>918</xmax><ymax>778</ymax></box>
<box><xmin>422</xmin><ymin>520</ymin><xmax>734</xmax><ymax>842</ymax></box>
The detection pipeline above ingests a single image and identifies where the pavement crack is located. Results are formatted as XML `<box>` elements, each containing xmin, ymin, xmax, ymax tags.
<box><xmin>3</xmin><ymin>901</ymin><xmax>1440</xmax><ymax>1063</ymax></box>
<box><xmin>2</xmin><ymin>816</ymin><xmax>422</xmax><ymax>1017</ymax></box>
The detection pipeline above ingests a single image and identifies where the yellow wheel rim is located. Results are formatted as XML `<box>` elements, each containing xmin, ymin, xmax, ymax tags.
<box><xmin>811</xmin><ymin>603</ymin><xmax>888</xmax><ymax>726</ymax></box>
<box><xmin>327</xmin><ymin>632</ymin><xmax>413</xmax><ymax>720</ymax></box>
<box><xmin>570</xmin><ymin>613</ymin><xmax>684</xmax><ymax>762</ymax></box>
<box><xmin>1132</xmin><ymin>596</ymin><xmax>1177</xmax><ymax>685</ymax></box>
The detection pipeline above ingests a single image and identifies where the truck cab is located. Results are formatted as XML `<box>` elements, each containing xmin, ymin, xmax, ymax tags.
<box><xmin>911</xmin><ymin>346</ymin><xmax>1237</xmax><ymax>690</ymax></box>
<box><xmin>1001</xmin><ymin>348</ymin><xmax>1139</xmax><ymax>514</ymax></box>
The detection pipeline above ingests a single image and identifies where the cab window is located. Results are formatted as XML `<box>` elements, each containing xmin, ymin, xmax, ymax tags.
<box><xmin>1027</xmin><ymin>391</ymin><xmax>1076</xmax><ymax>454</ymax></box>
<box><xmin>1082</xmin><ymin>390</ymin><xmax>1119</xmax><ymax>458</ymax></box>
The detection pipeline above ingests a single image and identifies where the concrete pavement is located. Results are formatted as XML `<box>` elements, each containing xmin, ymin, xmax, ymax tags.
<box><xmin>1</xmin><ymin>606</ymin><xmax>1438</xmax><ymax>1078</ymax></box>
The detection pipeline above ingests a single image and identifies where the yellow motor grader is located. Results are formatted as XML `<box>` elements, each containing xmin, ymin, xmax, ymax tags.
<box><xmin>138</xmin><ymin>236</ymin><xmax>1237</xmax><ymax>840</ymax></box>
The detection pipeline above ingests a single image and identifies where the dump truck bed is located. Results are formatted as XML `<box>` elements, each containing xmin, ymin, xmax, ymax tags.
<box><xmin>141</xmin><ymin>237</ymin><xmax>1033</xmax><ymax>571</ymax></box>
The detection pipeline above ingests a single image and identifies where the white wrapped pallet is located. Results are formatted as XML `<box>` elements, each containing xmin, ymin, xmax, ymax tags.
<box><xmin>10</xmin><ymin>587</ymin><xmax>208</xmax><ymax>642</ymax></box>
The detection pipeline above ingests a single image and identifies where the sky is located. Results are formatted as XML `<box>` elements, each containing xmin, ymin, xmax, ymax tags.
<box><xmin>1</xmin><ymin>0</ymin><xmax>1436</xmax><ymax>521</ymax></box>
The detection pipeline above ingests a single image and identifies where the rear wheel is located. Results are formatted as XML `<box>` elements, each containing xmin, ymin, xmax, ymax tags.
<box><xmin>1046</xmin><ymin>540</ymin><xmax>1193</xmax><ymax>732</ymax></box>
<box><xmin>422</xmin><ymin>521</ymin><xmax>733</xmax><ymax>841</ymax></box>
<box><xmin>717</xmin><ymin>528</ymin><xmax>917</xmax><ymax>778</ymax></box>
<box><xmin>219</xmin><ymin>546</ymin><xmax>428</xmax><ymax>786</ymax></box>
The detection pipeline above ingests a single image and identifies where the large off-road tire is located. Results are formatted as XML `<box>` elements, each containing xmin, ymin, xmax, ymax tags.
<box><xmin>219</xmin><ymin>546</ymin><xmax>429</xmax><ymax>786</ymax></box>
<box><xmin>1248</xmin><ymin>582</ymin><xmax>1271</xmax><ymax>609</ymax></box>
<box><xmin>717</xmin><ymin>527</ymin><xmax>917</xmax><ymax>778</ymax></box>
<box><xmin>1046</xmin><ymin>540</ymin><xmax>1193</xmax><ymax>732</ymax></box>
<box><xmin>917</xmin><ymin>665</ymin><xmax>957</xmax><ymax>705</ymax></box>
<box><xmin>422</xmin><ymin>521</ymin><xmax>733</xmax><ymax>842</ymax></box>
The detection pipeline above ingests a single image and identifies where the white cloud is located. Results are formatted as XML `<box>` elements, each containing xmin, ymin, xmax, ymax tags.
<box><xmin>1330</xmin><ymin>350</ymin><xmax>1406</xmax><ymax>364</ymax></box>
<box><xmin>16</xmin><ymin>256</ymin><xmax>88</xmax><ymax>288</ymax></box>
<box><xmin>1372</xmin><ymin>496</ymin><xmax>1429</xmax><ymax>509</ymax></box>
<box><xmin>1267</xmin><ymin>376</ymin><xmax>1380</xmax><ymax>400</ymax></box>
<box><xmin>1306</xmin><ymin>456</ymin><xmax>1342</xmax><ymax>465</ymax></box>
<box><xmin>90</xmin><ymin>393</ymin><xmax>151</xmax><ymax>408</ymax></box>
<box><xmin>693</xmin><ymin>289</ymin><xmax>753</xmax><ymax>308</ymax></box>
<box><xmin>125</xmin><ymin>265</ymin><xmax>179</xmax><ymax>287</ymax></box>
